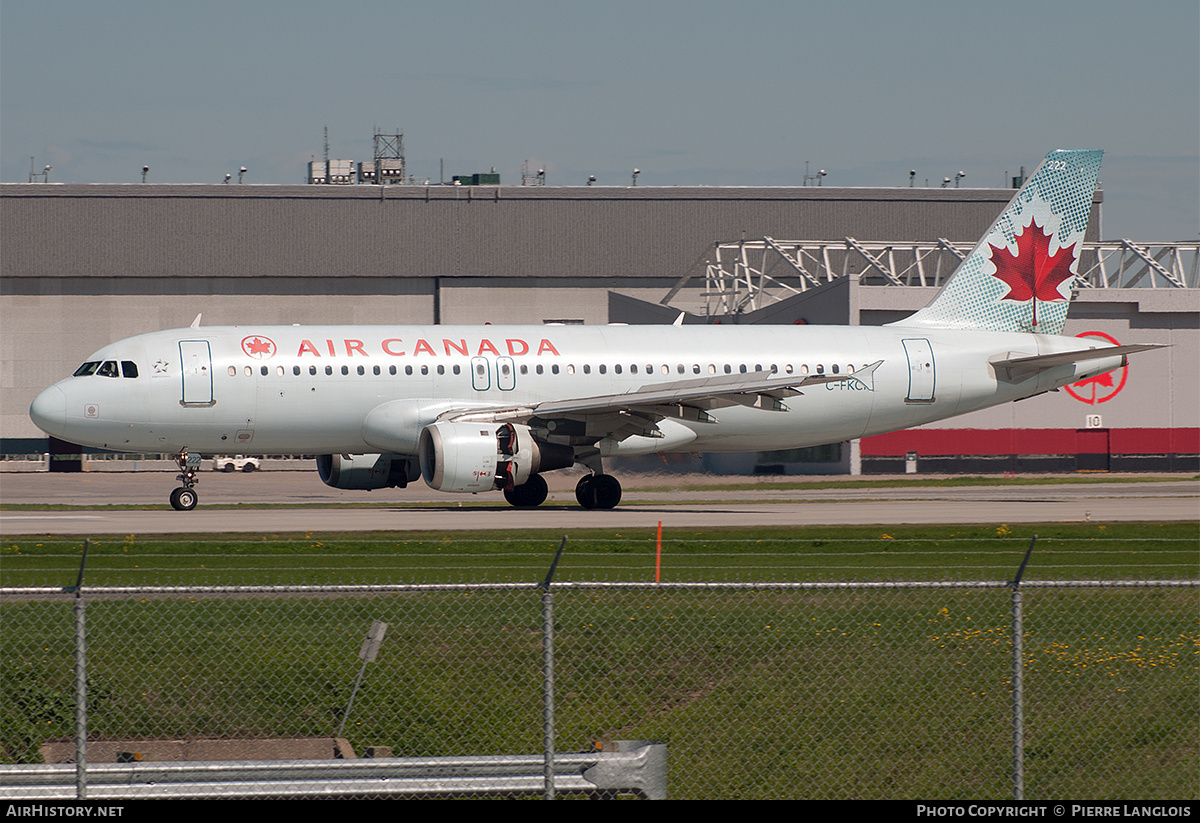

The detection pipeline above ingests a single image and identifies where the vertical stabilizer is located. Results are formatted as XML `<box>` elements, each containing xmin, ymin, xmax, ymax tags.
<box><xmin>895</xmin><ymin>149</ymin><xmax>1102</xmax><ymax>335</ymax></box>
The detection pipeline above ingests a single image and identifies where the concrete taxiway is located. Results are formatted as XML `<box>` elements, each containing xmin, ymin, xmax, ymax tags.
<box><xmin>1</xmin><ymin>470</ymin><xmax>1196</xmax><ymax>535</ymax></box>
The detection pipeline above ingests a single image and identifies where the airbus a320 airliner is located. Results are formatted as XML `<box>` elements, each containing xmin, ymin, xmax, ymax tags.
<box><xmin>30</xmin><ymin>149</ymin><xmax>1160</xmax><ymax>511</ymax></box>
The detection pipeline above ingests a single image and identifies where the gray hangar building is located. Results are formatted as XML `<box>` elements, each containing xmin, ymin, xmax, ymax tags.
<box><xmin>2</xmin><ymin>179</ymin><xmax>1196</xmax><ymax>474</ymax></box>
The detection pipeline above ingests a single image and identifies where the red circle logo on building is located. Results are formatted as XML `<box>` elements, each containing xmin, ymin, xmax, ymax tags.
<box><xmin>241</xmin><ymin>335</ymin><xmax>277</xmax><ymax>360</ymax></box>
<box><xmin>1063</xmin><ymin>331</ymin><xmax>1127</xmax><ymax>405</ymax></box>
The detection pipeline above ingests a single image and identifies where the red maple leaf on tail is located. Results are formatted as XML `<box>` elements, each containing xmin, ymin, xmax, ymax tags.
<box><xmin>988</xmin><ymin>219</ymin><xmax>1077</xmax><ymax>303</ymax></box>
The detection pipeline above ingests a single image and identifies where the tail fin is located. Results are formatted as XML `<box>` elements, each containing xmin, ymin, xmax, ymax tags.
<box><xmin>895</xmin><ymin>149</ymin><xmax>1103</xmax><ymax>335</ymax></box>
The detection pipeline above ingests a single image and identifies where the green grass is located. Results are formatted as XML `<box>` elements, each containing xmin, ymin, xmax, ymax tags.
<box><xmin>3</xmin><ymin>578</ymin><xmax>1195</xmax><ymax>797</ymax></box>
<box><xmin>3</xmin><ymin>522</ymin><xmax>1196</xmax><ymax>797</ymax></box>
<box><xmin>2</xmin><ymin>522</ymin><xmax>1196</xmax><ymax>588</ymax></box>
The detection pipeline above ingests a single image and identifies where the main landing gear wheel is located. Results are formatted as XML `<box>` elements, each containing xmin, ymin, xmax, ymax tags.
<box><xmin>503</xmin><ymin>474</ymin><xmax>549</xmax><ymax>508</ymax></box>
<box><xmin>169</xmin><ymin>487</ymin><xmax>198</xmax><ymax>511</ymax></box>
<box><xmin>575</xmin><ymin>473</ymin><xmax>622</xmax><ymax>510</ymax></box>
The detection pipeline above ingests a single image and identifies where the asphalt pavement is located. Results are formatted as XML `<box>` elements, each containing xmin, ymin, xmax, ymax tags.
<box><xmin>2</xmin><ymin>469</ymin><xmax>1195</xmax><ymax>535</ymax></box>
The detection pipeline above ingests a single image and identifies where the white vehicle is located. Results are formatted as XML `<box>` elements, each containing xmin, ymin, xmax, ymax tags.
<box><xmin>212</xmin><ymin>455</ymin><xmax>260</xmax><ymax>473</ymax></box>
<box><xmin>30</xmin><ymin>150</ymin><xmax>1160</xmax><ymax>511</ymax></box>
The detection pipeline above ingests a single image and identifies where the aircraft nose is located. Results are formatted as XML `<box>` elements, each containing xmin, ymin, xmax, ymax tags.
<box><xmin>30</xmin><ymin>385</ymin><xmax>68</xmax><ymax>438</ymax></box>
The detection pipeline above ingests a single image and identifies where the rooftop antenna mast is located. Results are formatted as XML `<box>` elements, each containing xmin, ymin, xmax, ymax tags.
<box><xmin>803</xmin><ymin>161</ymin><xmax>825</xmax><ymax>186</ymax></box>
<box><xmin>316</xmin><ymin>125</ymin><xmax>330</xmax><ymax>184</ymax></box>
<box><xmin>28</xmin><ymin>157</ymin><xmax>51</xmax><ymax>183</ymax></box>
<box><xmin>373</xmin><ymin>127</ymin><xmax>406</xmax><ymax>184</ymax></box>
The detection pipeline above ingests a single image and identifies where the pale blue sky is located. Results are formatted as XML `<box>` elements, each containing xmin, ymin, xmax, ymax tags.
<box><xmin>3</xmin><ymin>0</ymin><xmax>1197</xmax><ymax>239</ymax></box>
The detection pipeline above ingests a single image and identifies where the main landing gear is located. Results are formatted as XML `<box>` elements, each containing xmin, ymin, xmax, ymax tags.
<box><xmin>500</xmin><ymin>472</ymin><xmax>622</xmax><ymax>509</ymax></box>
<box><xmin>503</xmin><ymin>473</ymin><xmax>549</xmax><ymax>508</ymax></box>
<box><xmin>169</xmin><ymin>450</ymin><xmax>201</xmax><ymax>511</ymax></box>
<box><xmin>575</xmin><ymin>473</ymin><xmax>622</xmax><ymax>510</ymax></box>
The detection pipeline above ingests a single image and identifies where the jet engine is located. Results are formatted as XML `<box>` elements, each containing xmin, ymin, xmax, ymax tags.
<box><xmin>418</xmin><ymin>422</ymin><xmax>573</xmax><ymax>493</ymax></box>
<box><xmin>316</xmin><ymin>453</ymin><xmax>416</xmax><ymax>490</ymax></box>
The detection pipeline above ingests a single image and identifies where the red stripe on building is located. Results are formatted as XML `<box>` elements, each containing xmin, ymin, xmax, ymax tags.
<box><xmin>860</xmin><ymin>428</ymin><xmax>1199</xmax><ymax>457</ymax></box>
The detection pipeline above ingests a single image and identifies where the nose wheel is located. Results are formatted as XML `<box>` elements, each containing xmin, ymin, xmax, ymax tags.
<box><xmin>170</xmin><ymin>450</ymin><xmax>201</xmax><ymax>511</ymax></box>
<box><xmin>169</xmin><ymin>486</ymin><xmax>198</xmax><ymax>511</ymax></box>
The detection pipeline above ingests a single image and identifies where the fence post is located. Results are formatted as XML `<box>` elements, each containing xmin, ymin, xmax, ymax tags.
<box><xmin>1009</xmin><ymin>535</ymin><xmax>1037</xmax><ymax>801</ymax></box>
<box><xmin>73</xmin><ymin>596</ymin><xmax>87</xmax><ymax>798</ymax></box>
<box><xmin>541</xmin><ymin>586</ymin><xmax>555</xmax><ymax>800</ymax></box>
<box><xmin>1011</xmin><ymin>584</ymin><xmax>1023</xmax><ymax>800</ymax></box>
<box><xmin>540</xmin><ymin>537</ymin><xmax>567</xmax><ymax>800</ymax></box>
<box><xmin>70</xmin><ymin>538</ymin><xmax>91</xmax><ymax>799</ymax></box>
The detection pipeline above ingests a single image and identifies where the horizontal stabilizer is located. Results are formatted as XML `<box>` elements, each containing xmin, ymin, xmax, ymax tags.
<box><xmin>992</xmin><ymin>344</ymin><xmax>1164</xmax><ymax>383</ymax></box>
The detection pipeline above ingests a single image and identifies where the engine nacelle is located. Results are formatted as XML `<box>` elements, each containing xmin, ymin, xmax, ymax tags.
<box><xmin>316</xmin><ymin>453</ymin><xmax>415</xmax><ymax>490</ymax></box>
<box><xmin>419</xmin><ymin>422</ymin><xmax>573</xmax><ymax>493</ymax></box>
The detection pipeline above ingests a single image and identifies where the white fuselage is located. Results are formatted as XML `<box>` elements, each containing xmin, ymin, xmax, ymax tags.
<box><xmin>31</xmin><ymin>323</ymin><xmax>1120</xmax><ymax>457</ymax></box>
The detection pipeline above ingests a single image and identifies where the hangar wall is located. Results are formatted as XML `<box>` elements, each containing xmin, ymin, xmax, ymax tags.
<box><xmin>7</xmin><ymin>180</ymin><xmax>1194</xmax><ymax>476</ymax></box>
<box><xmin>2</xmin><ymin>182</ymin><xmax>1028</xmax><ymax>445</ymax></box>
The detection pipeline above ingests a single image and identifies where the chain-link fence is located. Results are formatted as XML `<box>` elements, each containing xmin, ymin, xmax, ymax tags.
<box><xmin>3</xmin><ymin>574</ymin><xmax>1195</xmax><ymax>800</ymax></box>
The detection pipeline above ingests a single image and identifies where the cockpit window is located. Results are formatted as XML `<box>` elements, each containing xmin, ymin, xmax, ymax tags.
<box><xmin>73</xmin><ymin>362</ymin><xmax>101</xmax><ymax>377</ymax></box>
<box><xmin>121</xmin><ymin>361</ymin><xmax>139</xmax><ymax>378</ymax></box>
<box><xmin>97</xmin><ymin>361</ymin><xmax>120</xmax><ymax>377</ymax></box>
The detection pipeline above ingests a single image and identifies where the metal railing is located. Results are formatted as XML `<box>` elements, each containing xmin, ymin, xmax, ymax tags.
<box><xmin>662</xmin><ymin>238</ymin><xmax>1200</xmax><ymax>317</ymax></box>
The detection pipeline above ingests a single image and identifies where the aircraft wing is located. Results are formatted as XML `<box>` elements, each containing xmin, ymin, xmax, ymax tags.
<box><xmin>439</xmin><ymin>360</ymin><xmax>883</xmax><ymax>443</ymax></box>
<box><xmin>992</xmin><ymin>345</ymin><xmax>1164</xmax><ymax>383</ymax></box>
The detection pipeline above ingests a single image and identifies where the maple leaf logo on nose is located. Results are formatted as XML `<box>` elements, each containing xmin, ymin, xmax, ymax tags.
<box><xmin>241</xmin><ymin>335</ymin><xmax>277</xmax><ymax>359</ymax></box>
<box><xmin>988</xmin><ymin>218</ymin><xmax>1077</xmax><ymax>303</ymax></box>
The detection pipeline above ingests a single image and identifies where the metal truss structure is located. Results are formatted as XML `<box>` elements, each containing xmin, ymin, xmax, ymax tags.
<box><xmin>663</xmin><ymin>238</ymin><xmax>1200</xmax><ymax>318</ymax></box>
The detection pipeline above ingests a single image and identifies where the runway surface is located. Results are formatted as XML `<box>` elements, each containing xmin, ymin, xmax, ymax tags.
<box><xmin>2</xmin><ymin>470</ymin><xmax>1196</xmax><ymax>535</ymax></box>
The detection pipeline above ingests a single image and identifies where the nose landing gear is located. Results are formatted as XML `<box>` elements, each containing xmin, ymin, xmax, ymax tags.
<box><xmin>170</xmin><ymin>450</ymin><xmax>201</xmax><ymax>510</ymax></box>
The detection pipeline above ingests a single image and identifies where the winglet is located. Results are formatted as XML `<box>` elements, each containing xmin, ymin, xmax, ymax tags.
<box><xmin>190</xmin><ymin>313</ymin><xmax>203</xmax><ymax>328</ymax></box>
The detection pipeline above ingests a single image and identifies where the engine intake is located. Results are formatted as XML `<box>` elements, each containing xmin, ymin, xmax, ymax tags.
<box><xmin>419</xmin><ymin>422</ymin><xmax>572</xmax><ymax>493</ymax></box>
